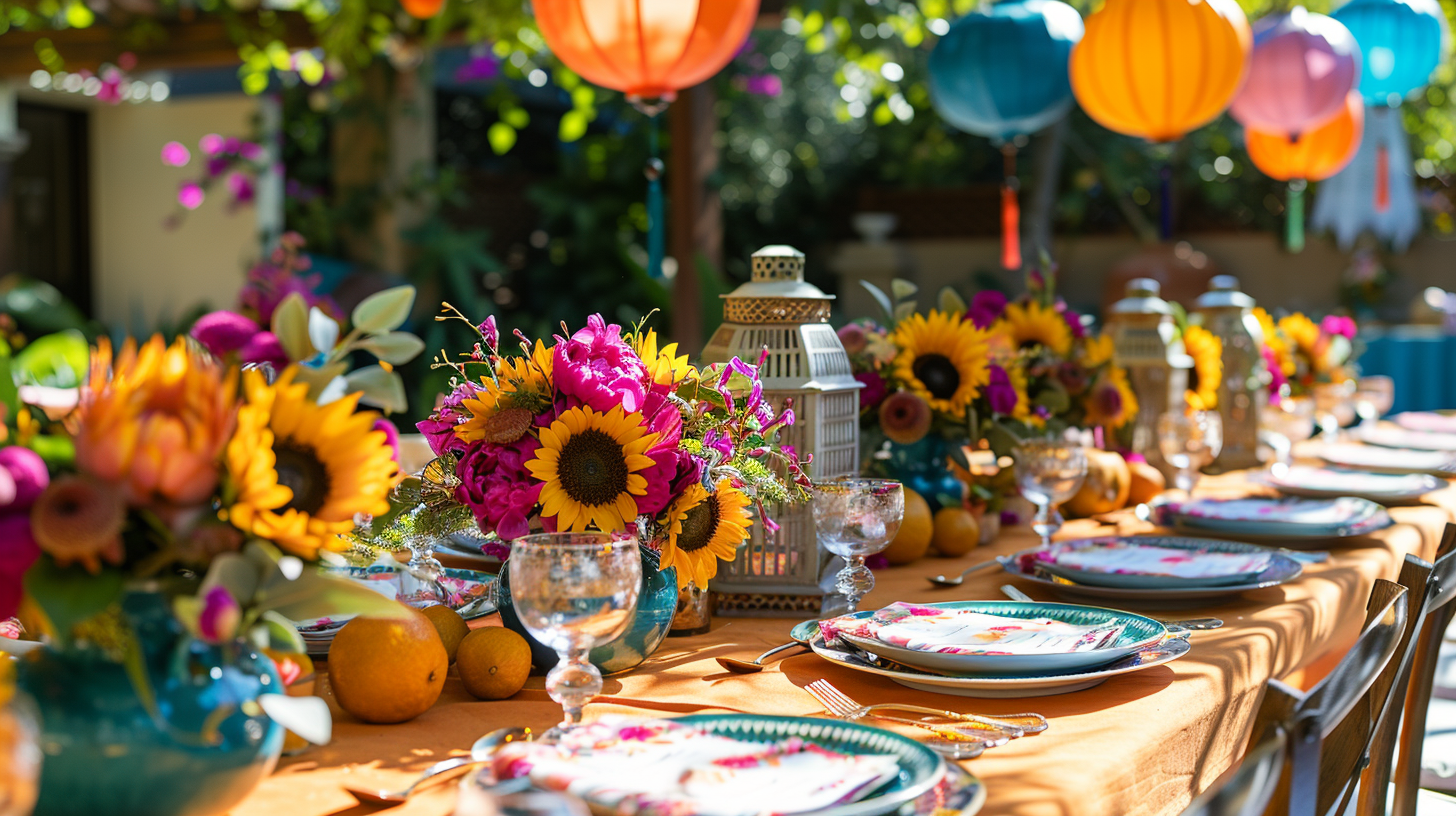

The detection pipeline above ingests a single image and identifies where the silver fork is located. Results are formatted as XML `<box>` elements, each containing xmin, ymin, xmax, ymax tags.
<box><xmin>806</xmin><ymin>679</ymin><xmax>1047</xmax><ymax>736</ymax></box>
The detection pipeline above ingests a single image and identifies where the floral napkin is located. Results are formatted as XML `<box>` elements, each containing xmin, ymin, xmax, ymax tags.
<box><xmin>819</xmin><ymin>602</ymin><xmax>1127</xmax><ymax>656</ymax></box>
<box><xmin>1027</xmin><ymin>539</ymin><xmax>1273</xmax><ymax>580</ymax></box>
<box><xmin>1396</xmin><ymin>412</ymin><xmax>1456</xmax><ymax>434</ymax></box>
<box><xmin>490</xmin><ymin>719</ymin><xmax>902</xmax><ymax>816</ymax></box>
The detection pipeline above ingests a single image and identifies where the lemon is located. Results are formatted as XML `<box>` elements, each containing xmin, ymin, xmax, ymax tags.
<box><xmin>883</xmin><ymin>489</ymin><xmax>933</xmax><ymax>565</ymax></box>
<box><xmin>930</xmin><ymin>507</ymin><xmax>981</xmax><ymax>557</ymax></box>
<box><xmin>327</xmin><ymin>609</ymin><xmax>447</xmax><ymax>724</ymax></box>
<box><xmin>457</xmin><ymin>627</ymin><xmax>532</xmax><ymax>701</ymax></box>
<box><xmin>420</xmin><ymin>604</ymin><xmax>470</xmax><ymax>663</ymax></box>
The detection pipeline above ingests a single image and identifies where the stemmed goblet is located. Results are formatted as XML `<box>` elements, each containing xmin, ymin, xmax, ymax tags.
<box><xmin>1158</xmin><ymin>411</ymin><xmax>1224</xmax><ymax>494</ymax></box>
<box><xmin>810</xmin><ymin>479</ymin><xmax>904</xmax><ymax>615</ymax></box>
<box><xmin>507</xmin><ymin>532</ymin><xmax>641</xmax><ymax>733</ymax></box>
<box><xmin>1354</xmin><ymin>375</ymin><xmax>1395</xmax><ymax>428</ymax></box>
<box><xmin>1014</xmin><ymin>438</ymin><xmax>1087</xmax><ymax>549</ymax></box>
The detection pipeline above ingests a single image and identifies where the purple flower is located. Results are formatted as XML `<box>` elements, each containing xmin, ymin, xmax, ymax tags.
<box><xmin>0</xmin><ymin>446</ymin><xmax>50</xmax><ymax>513</ymax></box>
<box><xmin>373</xmin><ymin>418</ymin><xmax>400</xmax><ymax>463</ymax></box>
<box><xmin>161</xmin><ymin>141</ymin><xmax>191</xmax><ymax>167</ymax></box>
<box><xmin>197</xmin><ymin>586</ymin><xmax>241</xmax><ymax>644</ymax></box>
<box><xmin>455</xmin><ymin>52</ymin><xmax>502</xmax><ymax>83</ymax></box>
<box><xmin>178</xmin><ymin>181</ymin><xmax>205</xmax><ymax>210</ymax></box>
<box><xmin>553</xmin><ymin>314</ymin><xmax>649</xmax><ymax>414</ymax></box>
<box><xmin>455</xmin><ymin>438</ymin><xmax>543</xmax><ymax>541</ymax></box>
<box><xmin>636</xmin><ymin>447</ymin><xmax>703</xmax><ymax>517</ymax></box>
<box><xmin>479</xmin><ymin>315</ymin><xmax>499</xmax><ymax>351</ymax></box>
<box><xmin>986</xmin><ymin>365</ymin><xmax>1019</xmax><ymax>415</ymax></box>
<box><xmin>205</xmin><ymin>157</ymin><xmax>229</xmax><ymax>177</ymax></box>
<box><xmin>226</xmin><ymin>172</ymin><xmax>255</xmax><ymax>206</ymax></box>
<box><xmin>743</xmin><ymin>74</ymin><xmax>783</xmax><ymax>97</ymax></box>
<box><xmin>967</xmin><ymin>290</ymin><xmax>1007</xmax><ymax>329</ymax></box>
<box><xmin>1057</xmin><ymin>302</ymin><xmax>1087</xmax><ymax>339</ymax></box>
<box><xmin>239</xmin><ymin>331</ymin><xmax>290</xmax><ymax>370</ymax></box>
<box><xmin>855</xmin><ymin>371</ymin><xmax>887</xmax><ymax>409</ymax></box>
<box><xmin>1320</xmin><ymin>314</ymin><xmax>1357</xmax><ymax>340</ymax></box>
<box><xmin>191</xmin><ymin>310</ymin><xmax>261</xmax><ymax>357</ymax></box>
<box><xmin>417</xmin><ymin>383</ymin><xmax>478</xmax><ymax>456</ymax></box>
<box><xmin>199</xmin><ymin>133</ymin><xmax>225</xmax><ymax>156</ymax></box>
<box><xmin>237</xmin><ymin>142</ymin><xmax>265</xmax><ymax>162</ymax></box>
<box><xmin>0</xmin><ymin>515</ymin><xmax>39</xmax><ymax>620</ymax></box>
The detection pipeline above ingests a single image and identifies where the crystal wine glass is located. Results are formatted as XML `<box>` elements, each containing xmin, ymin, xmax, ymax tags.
<box><xmin>1014</xmin><ymin>439</ymin><xmax>1088</xmax><ymax>549</ymax></box>
<box><xmin>1158</xmin><ymin>411</ymin><xmax>1224</xmax><ymax>494</ymax></box>
<box><xmin>1313</xmin><ymin>380</ymin><xmax>1355</xmax><ymax>441</ymax></box>
<box><xmin>1261</xmin><ymin>395</ymin><xmax>1316</xmax><ymax>466</ymax></box>
<box><xmin>507</xmin><ymin>532</ymin><xmax>641</xmax><ymax>733</ymax></box>
<box><xmin>1354</xmin><ymin>375</ymin><xmax>1395</xmax><ymax>428</ymax></box>
<box><xmin>811</xmin><ymin>479</ymin><xmax>904</xmax><ymax>615</ymax></box>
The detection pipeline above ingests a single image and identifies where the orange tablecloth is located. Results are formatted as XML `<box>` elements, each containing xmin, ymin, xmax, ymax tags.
<box><xmin>230</xmin><ymin>473</ymin><xmax>1456</xmax><ymax>816</ymax></box>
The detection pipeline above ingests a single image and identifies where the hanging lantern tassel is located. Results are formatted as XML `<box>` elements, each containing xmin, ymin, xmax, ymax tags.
<box><xmin>645</xmin><ymin>113</ymin><xmax>666</xmax><ymax>278</ymax></box>
<box><xmin>1000</xmin><ymin>143</ymin><xmax>1022</xmax><ymax>271</ymax></box>
<box><xmin>1286</xmin><ymin>178</ymin><xmax>1307</xmax><ymax>253</ymax></box>
<box><xmin>1374</xmin><ymin>142</ymin><xmax>1390</xmax><ymax>214</ymax></box>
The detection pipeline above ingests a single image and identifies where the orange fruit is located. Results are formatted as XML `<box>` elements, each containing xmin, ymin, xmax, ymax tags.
<box><xmin>420</xmin><ymin>604</ymin><xmax>470</xmax><ymax>663</ymax></box>
<box><xmin>930</xmin><ymin>507</ymin><xmax>981</xmax><ymax>557</ymax></box>
<box><xmin>327</xmin><ymin>609</ymin><xmax>447</xmax><ymax>724</ymax></box>
<box><xmin>883</xmin><ymin>489</ymin><xmax>933</xmax><ymax>565</ymax></box>
<box><xmin>456</xmin><ymin>627</ymin><xmax>532</xmax><ymax>701</ymax></box>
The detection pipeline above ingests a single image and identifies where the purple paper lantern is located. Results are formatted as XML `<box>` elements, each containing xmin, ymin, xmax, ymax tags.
<box><xmin>1230</xmin><ymin>6</ymin><xmax>1361</xmax><ymax>136</ymax></box>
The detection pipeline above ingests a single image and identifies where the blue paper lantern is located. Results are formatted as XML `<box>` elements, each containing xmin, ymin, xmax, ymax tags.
<box><xmin>1332</xmin><ymin>0</ymin><xmax>1450</xmax><ymax>106</ymax></box>
<box><xmin>927</xmin><ymin>0</ymin><xmax>1085</xmax><ymax>141</ymax></box>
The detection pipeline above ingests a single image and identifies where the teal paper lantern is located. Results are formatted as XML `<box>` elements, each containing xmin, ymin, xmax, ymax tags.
<box><xmin>1332</xmin><ymin>0</ymin><xmax>1450</xmax><ymax>106</ymax></box>
<box><xmin>928</xmin><ymin>0</ymin><xmax>1085</xmax><ymax>141</ymax></box>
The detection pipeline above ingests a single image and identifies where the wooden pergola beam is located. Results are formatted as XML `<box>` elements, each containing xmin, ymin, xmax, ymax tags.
<box><xmin>0</xmin><ymin>13</ymin><xmax>315</xmax><ymax>76</ymax></box>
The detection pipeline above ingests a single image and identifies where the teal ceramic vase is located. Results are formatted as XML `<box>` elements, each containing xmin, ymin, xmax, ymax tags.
<box><xmin>16</xmin><ymin>591</ymin><xmax>284</xmax><ymax>816</ymax></box>
<box><xmin>882</xmin><ymin>436</ymin><xmax>965</xmax><ymax>512</ymax></box>
<box><xmin>498</xmin><ymin>545</ymin><xmax>677</xmax><ymax>676</ymax></box>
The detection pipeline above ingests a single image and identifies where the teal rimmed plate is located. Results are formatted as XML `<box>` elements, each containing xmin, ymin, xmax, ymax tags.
<box><xmin>834</xmin><ymin>601</ymin><xmax>1168</xmax><ymax>675</ymax></box>
<box><xmin>671</xmin><ymin>714</ymin><xmax>946</xmax><ymax>816</ymax></box>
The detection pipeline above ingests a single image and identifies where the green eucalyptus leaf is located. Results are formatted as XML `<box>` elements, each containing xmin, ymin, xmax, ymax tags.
<box><xmin>356</xmin><ymin>331</ymin><xmax>426</xmax><ymax>365</ymax></box>
<box><xmin>23</xmin><ymin>558</ymin><xmax>124</xmax><ymax>643</ymax></box>
<box><xmin>344</xmin><ymin>365</ymin><xmax>408</xmax><ymax>414</ymax></box>
<box><xmin>937</xmin><ymin>287</ymin><xmax>968</xmax><ymax>316</ymax></box>
<box><xmin>859</xmin><ymin>280</ymin><xmax>895</xmax><ymax>326</ymax></box>
<box><xmin>890</xmin><ymin>278</ymin><xmax>919</xmax><ymax>302</ymax></box>
<box><xmin>892</xmin><ymin>300</ymin><xmax>918</xmax><ymax>324</ymax></box>
<box><xmin>271</xmin><ymin>293</ymin><xmax>313</xmax><ymax>362</ymax></box>
<box><xmin>289</xmin><ymin>362</ymin><xmax>348</xmax><ymax>401</ymax></box>
<box><xmin>12</xmin><ymin>330</ymin><xmax>88</xmax><ymax>387</ymax></box>
<box><xmin>351</xmin><ymin>286</ymin><xmax>416</xmax><ymax>334</ymax></box>
<box><xmin>987</xmin><ymin>421</ymin><xmax>1022</xmax><ymax>458</ymax></box>
<box><xmin>253</xmin><ymin>570</ymin><xmax>413</xmax><ymax>623</ymax></box>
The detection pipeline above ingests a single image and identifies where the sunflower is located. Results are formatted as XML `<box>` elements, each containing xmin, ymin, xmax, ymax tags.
<box><xmin>528</xmin><ymin>405</ymin><xmax>659</xmax><ymax>533</ymax></box>
<box><xmin>1084</xmin><ymin>366</ymin><xmax>1138</xmax><ymax>430</ymax></box>
<box><xmin>994</xmin><ymin>301</ymin><xmax>1072</xmax><ymax>357</ymax></box>
<box><xmin>633</xmin><ymin>329</ymin><xmax>697</xmax><ymax>389</ymax></box>
<box><xmin>1081</xmin><ymin>334</ymin><xmax>1116</xmax><ymax>368</ymax></box>
<box><xmin>890</xmin><ymin>310</ymin><xmax>993</xmax><ymax>416</ymax></box>
<box><xmin>658</xmin><ymin>479</ymin><xmax>752</xmax><ymax>589</ymax></box>
<box><xmin>1005</xmin><ymin>361</ymin><xmax>1042</xmax><ymax>427</ymax></box>
<box><xmin>457</xmin><ymin>340</ymin><xmax>554</xmax><ymax>443</ymax></box>
<box><xmin>1182</xmin><ymin>325</ymin><xmax>1224</xmax><ymax>412</ymax></box>
<box><xmin>1278</xmin><ymin>312</ymin><xmax>1321</xmax><ymax>358</ymax></box>
<box><xmin>223</xmin><ymin>368</ymin><xmax>398</xmax><ymax>559</ymax></box>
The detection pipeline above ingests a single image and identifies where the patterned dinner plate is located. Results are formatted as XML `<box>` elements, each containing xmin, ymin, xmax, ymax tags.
<box><xmin>807</xmin><ymin>629</ymin><xmax>1190</xmax><ymax>698</ymax></box>
<box><xmin>1260</xmin><ymin>465</ymin><xmax>1443</xmax><ymax>504</ymax></box>
<box><xmin>1160</xmin><ymin>496</ymin><xmax>1393</xmax><ymax>543</ymax></box>
<box><xmin>821</xmin><ymin>601</ymin><xmax>1168</xmax><ymax>676</ymax></box>
<box><xmin>994</xmin><ymin>536</ymin><xmax>1303</xmax><ymax>604</ymax></box>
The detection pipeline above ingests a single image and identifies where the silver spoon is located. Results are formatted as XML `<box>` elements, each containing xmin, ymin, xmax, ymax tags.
<box><xmin>345</xmin><ymin>726</ymin><xmax>533</xmax><ymax>804</ymax></box>
<box><xmin>717</xmin><ymin>641</ymin><xmax>809</xmax><ymax>674</ymax></box>
<box><xmin>927</xmin><ymin>559</ymin><xmax>998</xmax><ymax>588</ymax></box>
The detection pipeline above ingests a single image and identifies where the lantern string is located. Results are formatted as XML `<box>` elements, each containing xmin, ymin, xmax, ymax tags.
<box><xmin>1159</xmin><ymin>163</ymin><xmax>1174</xmax><ymax>241</ymax></box>
<box><xmin>1287</xmin><ymin>179</ymin><xmax>1307</xmax><ymax>253</ymax></box>
<box><xmin>645</xmin><ymin>111</ymin><xmax>666</xmax><ymax>279</ymax></box>
<box><xmin>1001</xmin><ymin>143</ymin><xmax>1022</xmax><ymax>271</ymax></box>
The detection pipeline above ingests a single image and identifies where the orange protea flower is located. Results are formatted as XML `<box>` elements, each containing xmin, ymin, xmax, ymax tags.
<box><xmin>31</xmin><ymin>475</ymin><xmax>126</xmax><ymax>574</ymax></box>
<box><xmin>456</xmin><ymin>340</ymin><xmax>555</xmax><ymax>443</ymax></box>
<box><xmin>71</xmin><ymin>336</ymin><xmax>236</xmax><ymax>506</ymax></box>
<box><xmin>223</xmin><ymin>368</ymin><xmax>398</xmax><ymax>559</ymax></box>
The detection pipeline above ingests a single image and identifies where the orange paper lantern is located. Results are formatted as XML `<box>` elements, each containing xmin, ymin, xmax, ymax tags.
<box><xmin>1070</xmin><ymin>0</ymin><xmax>1252</xmax><ymax>142</ymax></box>
<box><xmin>401</xmin><ymin>0</ymin><xmax>443</xmax><ymax>20</ymax></box>
<box><xmin>534</xmin><ymin>0</ymin><xmax>760</xmax><ymax>100</ymax></box>
<box><xmin>1246</xmin><ymin>91</ymin><xmax>1365</xmax><ymax>182</ymax></box>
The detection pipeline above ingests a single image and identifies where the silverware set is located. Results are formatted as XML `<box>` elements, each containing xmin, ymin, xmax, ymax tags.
<box><xmin>805</xmin><ymin>680</ymin><xmax>1046</xmax><ymax>760</ymax></box>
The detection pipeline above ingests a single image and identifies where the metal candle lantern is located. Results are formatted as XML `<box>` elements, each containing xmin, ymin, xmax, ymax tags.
<box><xmin>701</xmin><ymin>245</ymin><xmax>861</xmax><ymax>616</ymax></box>
<box><xmin>1106</xmin><ymin>278</ymin><xmax>1192</xmax><ymax>478</ymax></box>
<box><xmin>1194</xmin><ymin>276</ymin><xmax>1268</xmax><ymax>471</ymax></box>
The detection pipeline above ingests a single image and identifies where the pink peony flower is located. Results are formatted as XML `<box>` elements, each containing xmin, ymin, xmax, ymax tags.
<box><xmin>553</xmin><ymin>314</ymin><xmax>649</xmax><ymax>413</ymax></box>
<box><xmin>0</xmin><ymin>446</ymin><xmax>49</xmax><ymax>512</ymax></box>
<box><xmin>855</xmin><ymin>371</ymin><xmax>887</xmax><ymax>409</ymax></box>
<box><xmin>1320</xmin><ymin>315</ymin><xmax>1357</xmax><ymax>340</ymax></box>
<box><xmin>455</xmin><ymin>438</ymin><xmax>543</xmax><ymax>541</ymax></box>
<box><xmin>197</xmin><ymin>585</ymin><xmax>241</xmax><ymax>644</ymax></box>
<box><xmin>967</xmin><ymin>291</ymin><xmax>1008</xmax><ymax>329</ymax></box>
<box><xmin>191</xmin><ymin>310</ymin><xmax>262</xmax><ymax>357</ymax></box>
<box><xmin>985</xmin><ymin>365</ymin><xmax>1019</xmax><ymax>415</ymax></box>
<box><xmin>239</xmin><ymin>331</ymin><xmax>290</xmax><ymax>371</ymax></box>
<box><xmin>0</xmin><ymin>514</ymin><xmax>39</xmax><ymax>619</ymax></box>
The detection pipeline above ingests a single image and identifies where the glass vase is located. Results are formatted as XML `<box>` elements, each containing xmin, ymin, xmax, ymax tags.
<box><xmin>669</xmin><ymin>582</ymin><xmax>712</xmax><ymax>637</ymax></box>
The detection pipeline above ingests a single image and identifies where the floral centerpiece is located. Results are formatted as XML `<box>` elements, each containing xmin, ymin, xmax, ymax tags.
<box><xmin>1254</xmin><ymin>308</ymin><xmax>1359</xmax><ymax>397</ymax></box>
<box><xmin>6</xmin><ymin>334</ymin><xmax>409</xmax><ymax>816</ymax></box>
<box><xmin>408</xmin><ymin>307</ymin><xmax>808</xmax><ymax>592</ymax></box>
